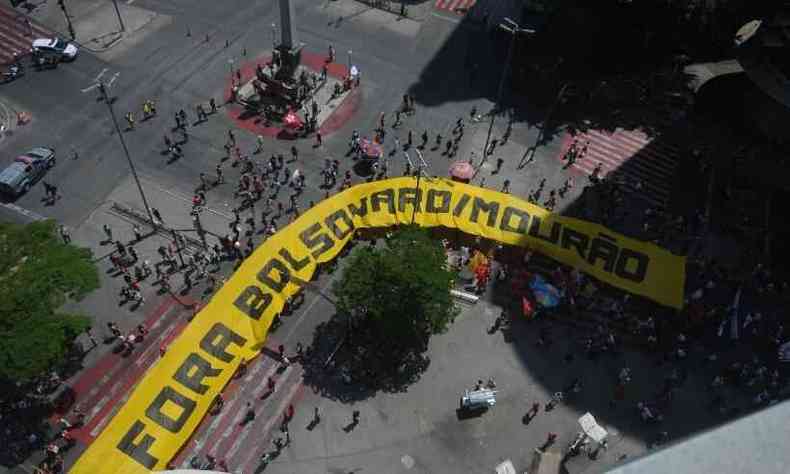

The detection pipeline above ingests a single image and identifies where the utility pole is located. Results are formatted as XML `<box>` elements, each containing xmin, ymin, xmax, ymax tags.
<box><xmin>519</xmin><ymin>83</ymin><xmax>569</xmax><ymax>168</ymax></box>
<box><xmin>110</xmin><ymin>0</ymin><xmax>126</xmax><ymax>32</ymax></box>
<box><xmin>82</xmin><ymin>71</ymin><xmax>154</xmax><ymax>227</ymax></box>
<box><xmin>56</xmin><ymin>0</ymin><xmax>76</xmax><ymax>39</ymax></box>
<box><xmin>482</xmin><ymin>18</ymin><xmax>534</xmax><ymax>161</ymax></box>
<box><xmin>348</xmin><ymin>49</ymin><xmax>353</xmax><ymax>69</ymax></box>
<box><xmin>411</xmin><ymin>149</ymin><xmax>430</xmax><ymax>224</ymax></box>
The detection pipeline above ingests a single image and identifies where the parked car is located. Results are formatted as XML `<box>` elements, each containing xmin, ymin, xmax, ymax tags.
<box><xmin>32</xmin><ymin>38</ymin><xmax>78</xmax><ymax>61</ymax></box>
<box><xmin>0</xmin><ymin>147</ymin><xmax>56</xmax><ymax>197</ymax></box>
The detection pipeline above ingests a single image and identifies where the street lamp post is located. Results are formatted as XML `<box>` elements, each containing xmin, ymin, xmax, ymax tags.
<box><xmin>348</xmin><ymin>49</ymin><xmax>353</xmax><ymax>69</ymax></box>
<box><xmin>519</xmin><ymin>83</ymin><xmax>569</xmax><ymax>168</ymax></box>
<box><xmin>98</xmin><ymin>83</ymin><xmax>154</xmax><ymax>226</ymax></box>
<box><xmin>271</xmin><ymin>23</ymin><xmax>278</xmax><ymax>49</ymax></box>
<box><xmin>110</xmin><ymin>0</ymin><xmax>126</xmax><ymax>32</ymax></box>
<box><xmin>482</xmin><ymin>18</ymin><xmax>534</xmax><ymax>162</ymax></box>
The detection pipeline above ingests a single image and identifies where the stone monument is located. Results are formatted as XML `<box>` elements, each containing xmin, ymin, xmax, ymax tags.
<box><xmin>275</xmin><ymin>0</ymin><xmax>302</xmax><ymax>79</ymax></box>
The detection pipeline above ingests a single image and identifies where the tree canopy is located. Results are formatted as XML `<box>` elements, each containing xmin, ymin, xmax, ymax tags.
<box><xmin>0</xmin><ymin>220</ymin><xmax>98</xmax><ymax>383</ymax></box>
<box><xmin>331</xmin><ymin>226</ymin><xmax>458</xmax><ymax>389</ymax></box>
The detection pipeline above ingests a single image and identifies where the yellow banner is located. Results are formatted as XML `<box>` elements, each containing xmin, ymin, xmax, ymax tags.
<box><xmin>71</xmin><ymin>178</ymin><xmax>684</xmax><ymax>473</ymax></box>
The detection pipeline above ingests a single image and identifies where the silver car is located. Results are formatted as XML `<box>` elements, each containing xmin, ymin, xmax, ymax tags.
<box><xmin>0</xmin><ymin>147</ymin><xmax>56</xmax><ymax>197</ymax></box>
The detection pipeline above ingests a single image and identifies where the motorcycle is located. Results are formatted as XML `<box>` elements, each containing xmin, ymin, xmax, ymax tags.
<box><xmin>1</xmin><ymin>64</ymin><xmax>24</xmax><ymax>83</ymax></box>
<box><xmin>566</xmin><ymin>431</ymin><xmax>589</xmax><ymax>457</ymax></box>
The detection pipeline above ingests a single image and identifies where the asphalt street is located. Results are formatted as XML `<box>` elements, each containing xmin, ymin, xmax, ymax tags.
<box><xmin>0</xmin><ymin>1</ymin><xmax>709</xmax><ymax>473</ymax></box>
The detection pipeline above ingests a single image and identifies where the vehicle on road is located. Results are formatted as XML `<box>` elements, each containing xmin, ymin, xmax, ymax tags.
<box><xmin>0</xmin><ymin>147</ymin><xmax>56</xmax><ymax>197</ymax></box>
<box><xmin>32</xmin><ymin>38</ymin><xmax>78</xmax><ymax>61</ymax></box>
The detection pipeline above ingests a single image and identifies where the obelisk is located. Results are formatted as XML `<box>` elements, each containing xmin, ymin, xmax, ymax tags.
<box><xmin>277</xmin><ymin>0</ymin><xmax>302</xmax><ymax>77</ymax></box>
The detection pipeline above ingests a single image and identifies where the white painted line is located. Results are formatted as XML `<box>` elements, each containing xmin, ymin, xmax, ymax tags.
<box><xmin>237</xmin><ymin>378</ymin><xmax>303</xmax><ymax>472</ymax></box>
<box><xmin>207</xmin><ymin>365</ymin><xmax>296</xmax><ymax>459</ymax></box>
<box><xmin>431</xmin><ymin>11</ymin><xmax>461</xmax><ymax>24</ymax></box>
<box><xmin>0</xmin><ymin>202</ymin><xmax>46</xmax><ymax>221</ymax></box>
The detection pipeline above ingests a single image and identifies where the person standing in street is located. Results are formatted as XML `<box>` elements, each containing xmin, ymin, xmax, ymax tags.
<box><xmin>103</xmin><ymin>224</ymin><xmax>113</xmax><ymax>242</ymax></box>
<box><xmin>126</xmin><ymin>112</ymin><xmax>135</xmax><ymax>130</ymax></box>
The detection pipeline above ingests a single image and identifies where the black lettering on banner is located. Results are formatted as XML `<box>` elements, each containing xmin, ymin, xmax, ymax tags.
<box><xmin>325</xmin><ymin>209</ymin><xmax>355</xmax><ymax>240</ymax></box>
<box><xmin>299</xmin><ymin>223</ymin><xmax>334</xmax><ymax>258</ymax></box>
<box><xmin>347</xmin><ymin>197</ymin><xmax>369</xmax><ymax>218</ymax></box>
<box><xmin>588</xmin><ymin>233</ymin><xmax>619</xmax><ymax>273</ymax></box>
<box><xmin>470</xmin><ymin>197</ymin><xmax>500</xmax><ymax>227</ymax></box>
<box><xmin>145</xmin><ymin>386</ymin><xmax>196</xmax><ymax>433</ymax></box>
<box><xmin>615</xmin><ymin>248</ymin><xmax>649</xmax><ymax>282</ymax></box>
<box><xmin>279</xmin><ymin>248</ymin><xmax>310</xmax><ymax>272</ymax></box>
<box><xmin>500</xmin><ymin>206</ymin><xmax>531</xmax><ymax>234</ymax></box>
<box><xmin>561</xmin><ymin>228</ymin><xmax>590</xmax><ymax>260</ymax></box>
<box><xmin>426</xmin><ymin>189</ymin><xmax>451</xmax><ymax>214</ymax></box>
<box><xmin>173</xmin><ymin>353</ymin><xmax>221</xmax><ymax>395</ymax></box>
<box><xmin>233</xmin><ymin>286</ymin><xmax>272</xmax><ymax>321</ymax></box>
<box><xmin>528</xmin><ymin>216</ymin><xmax>561</xmax><ymax>244</ymax></box>
<box><xmin>398</xmin><ymin>187</ymin><xmax>422</xmax><ymax>214</ymax></box>
<box><xmin>370</xmin><ymin>188</ymin><xmax>396</xmax><ymax>214</ymax></box>
<box><xmin>199</xmin><ymin>322</ymin><xmax>247</xmax><ymax>363</ymax></box>
<box><xmin>452</xmin><ymin>193</ymin><xmax>471</xmax><ymax>217</ymax></box>
<box><xmin>258</xmin><ymin>258</ymin><xmax>289</xmax><ymax>293</ymax></box>
<box><xmin>117</xmin><ymin>421</ymin><xmax>158</xmax><ymax>469</ymax></box>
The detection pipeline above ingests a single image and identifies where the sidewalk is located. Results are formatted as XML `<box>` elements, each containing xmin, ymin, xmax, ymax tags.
<box><xmin>17</xmin><ymin>0</ymin><xmax>165</xmax><ymax>53</ymax></box>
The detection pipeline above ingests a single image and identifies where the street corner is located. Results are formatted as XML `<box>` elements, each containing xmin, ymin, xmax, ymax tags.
<box><xmin>50</xmin><ymin>295</ymin><xmax>194</xmax><ymax>446</ymax></box>
<box><xmin>222</xmin><ymin>49</ymin><xmax>362</xmax><ymax>140</ymax></box>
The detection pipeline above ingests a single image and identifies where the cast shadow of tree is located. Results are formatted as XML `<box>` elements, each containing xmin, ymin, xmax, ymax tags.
<box><xmin>301</xmin><ymin>317</ymin><xmax>431</xmax><ymax>403</ymax></box>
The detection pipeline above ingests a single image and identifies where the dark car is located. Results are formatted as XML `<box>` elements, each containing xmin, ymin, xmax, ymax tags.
<box><xmin>0</xmin><ymin>147</ymin><xmax>56</xmax><ymax>197</ymax></box>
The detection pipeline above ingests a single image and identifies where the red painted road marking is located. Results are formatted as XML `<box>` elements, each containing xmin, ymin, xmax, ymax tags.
<box><xmin>0</xmin><ymin>6</ymin><xmax>51</xmax><ymax>65</ymax></box>
<box><xmin>558</xmin><ymin>129</ymin><xmax>679</xmax><ymax>206</ymax></box>
<box><xmin>51</xmin><ymin>298</ymin><xmax>178</xmax><ymax>420</ymax></box>
<box><xmin>238</xmin><ymin>380</ymin><xmax>305</xmax><ymax>473</ymax></box>
<box><xmin>75</xmin><ymin>320</ymin><xmax>189</xmax><ymax>443</ymax></box>
<box><xmin>206</xmin><ymin>365</ymin><xmax>299</xmax><ymax>460</ymax></box>
<box><xmin>435</xmin><ymin>0</ymin><xmax>476</xmax><ymax>14</ymax></box>
<box><xmin>170</xmin><ymin>338</ymin><xmax>286</xmax><ymax>466</ymax></box>
<box><xmin>51</xmin><ymin>297</ymin><xmax>197</xmax><ymax>445</ymax></box>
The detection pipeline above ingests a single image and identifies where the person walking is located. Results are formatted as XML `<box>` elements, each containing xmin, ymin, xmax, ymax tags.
<box><xmin>125</xmin><ymin>112</ymin><xmax>135</xmax><ymax>130</ymax></box>
<box><xmin>240</xmin><ymin>402</ymin><xmax>255</xmax><ymax>426</ymax></box>
<box><xmin>290</xmin><ymin>145</ymin><xmax>298</xmax><ymax>162</ymax></box>
<box><xmin>209</xmin><ymin>97</ymin><xmax>217</xmax><ymax>114</ymax></box>
<box><xmin>255</xmin><ymin>135</ymin><xmax>264</xmax><ymax>154</ymax></box>
<box><xmin>59</xmin><ymin>225</ymin><xmax>71</xmax><ymax>244</ymax></box>
<box><xmin>315</xmin><ymin>131</ymin><xmax>323</xmax><ymax>147</ymax></box>
<box><xmin>103</xmin><ymin>224</ymin><xmax>113</xmax><ymax>242</ymax></box>
<box><xmin>133</xmin><ymin>224</ymin><xmax>143</xmax><ymax>241</ymax></box>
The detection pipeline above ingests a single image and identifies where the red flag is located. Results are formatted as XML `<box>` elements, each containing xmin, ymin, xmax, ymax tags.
<box><xmin>522</xmin><ymin>296</ymin><xmax>534</xmax><ymax>319</ymax></box>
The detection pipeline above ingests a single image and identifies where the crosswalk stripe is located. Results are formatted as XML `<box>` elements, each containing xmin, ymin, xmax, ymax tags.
<box><xmin>580</xmin><ymin>133</ymin><xmax>678</xmax><ymax>176</ymax></box>
<box><xmin>207</xmin><ymin>365</ymin><xmax>296</xmax><ymax>459</ymax></box>
<box><xmin>574</xmin><ymin>156</ymin><xmax>670</xmax><ymax>198</ymax></box>
<box><xmin>584</xmin><ymin>130</ymin><xmax>679</xmax><ymax>164</ymax></box>
<box><xmin>238</xmin><ymin>380</ymin><xmax>303</xmax><ymax>473</ymax></box>
<box><xmin>583</xmin><ymin>145</ymin><xmax>676</xmax><ymax>181</ymax></box>
<box><xmin>182</xmin><ymin>359</ymin><xmax>273</xmax><ymax>461</ymax></box>
<box><xmin>586</xmin><ymin>130</ymin><xmax>680</xmax><ymax>163</ymax></box>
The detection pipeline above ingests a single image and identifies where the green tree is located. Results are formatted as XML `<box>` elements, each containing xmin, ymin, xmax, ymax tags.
<box><xmin>332</xmin><ymin>226</ymin><xmax>458</xmax><ymax>388</ymax></box>
<box><xmin>0</xmin><ymin>220</ymin><xmax>98</xmax><ymax>383</ymax></box>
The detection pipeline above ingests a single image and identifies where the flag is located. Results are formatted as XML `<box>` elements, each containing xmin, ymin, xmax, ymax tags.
<box><xmin>522</xmin><ymin>297</ymin><xmax>534</xmax><ymax>319</ymax></box>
